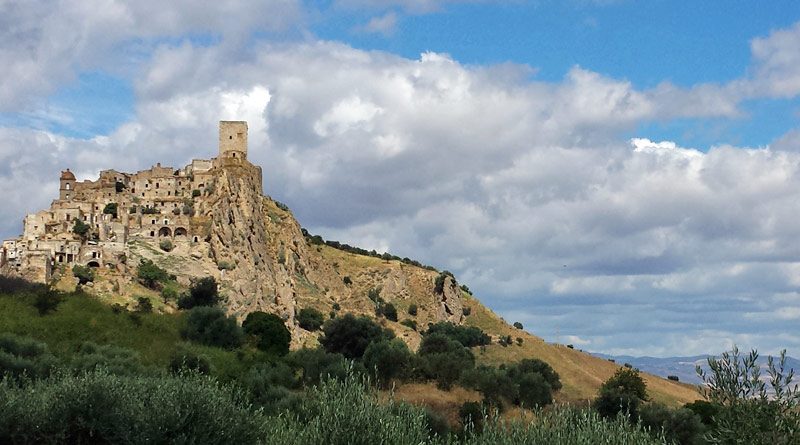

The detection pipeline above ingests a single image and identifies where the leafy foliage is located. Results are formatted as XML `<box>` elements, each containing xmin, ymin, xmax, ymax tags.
<box><xmin>424</xmin><ymin>322</ymin><xmax>491</xmax><ymax>348</ymax></box>
<box><xmin>594</xmin><ymin>367</ymin><xmax>648</xmax><ymax>419</ymax></box>
<box><xmin>697</xmin><ymin>346</ymin><xmax>800</xmax><ymax>445</ymax></box>
<box><xmin>381</xmin><ymin>302</ymin><xmax>398</xmax><ymax>322</ymax></box>
<box><xmin>72</xmin><ymin>219</ymin><xmax>90</xmax><ymax>238</ymax></box>
<box><xmin>178</xmin><ymin>276</ymin><xmax>219</xmax><ymax>309</ymax></box>
<box><xmin>418</xmin><ymin>333</ymin><xmax>475</xmax><ymax>390</ymax></box>
<box><xmin>102</xmin><ymin>202</ymin><xmax>118</xmax><ymax>218</ymax></box>
<box><xmin>32</xmin><ymin>289</ymin><xmax>63</xmax><ymax>316</ymax></box>
<box><xmin>69</xmin><ymin>341</ymin><xmax>146</xmax><ymax>376</ymax></box>
<box><xmin>242</xmin><ymin>311</ymin><xmax>291</xmax><ymax>356</ymax></box>
<box><xmin>296</xmin><ymin>307</ymin><xmax>324</xmax><ymax>331</ymax></box>
<box><xmin>136</xmin><ymin>259</ymin><xmax>169</xmax><ymax>289</ymax></box>
<box><xmin>362</xmin><ymin>339</ymin><xmax>413</xmax><ymax>388</ymax></box>
<box><xmin>181</xmin><ymin>307</ymin><xmax>244</xmax><ymax>350</ymax></box>
<box><xmin>319</xmin><ymin>313</ymin><xmax>394</xmax><ymax>360</ymax></box>
<box><xmin>71</xmin><ymin>264</ymin><xmax>94</xmax><ymax>285</ymax></box>
<box><xmin>0</xmin><ymin>333</ymin><xmax>58</xmax><ymax>380</ymax></box>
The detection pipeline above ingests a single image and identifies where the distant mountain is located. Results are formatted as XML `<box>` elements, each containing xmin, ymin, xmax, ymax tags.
<box><xmin>591</xmin><ymin>352</ymin><xmax>800</xmax><ymax>386</ymax></box>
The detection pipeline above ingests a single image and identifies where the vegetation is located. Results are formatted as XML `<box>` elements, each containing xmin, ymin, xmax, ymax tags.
<box><xmin>242</xmin><ymin>311</ymin><xmax>291</xmax><ymax>356</ymax></box>
<box><xmin>71</xmin><ymin>264</ymin><xmax>94</xmax><ymax>284</ymax></box>
<box><xmin>159</xmin><ymin>239</ymin><xmax>174</xmax><ymax>252</ymax></box>
<box><xmin>72</xmin><ymin>219</ymin><xmax>90</xmax><ymax>238</ymax></box>
<box><xmin>136</xmin><ymin>259</ymin><xmax>170</xmax><ymax>289</ymax></box>
<box><xmin>594</xmin><ymin>367</ymin><xmax>648</xmax><ymax>419</ymax></box>
<box><xmin>425</xmin><ymin>322</ymin><xmax>491</xmax><ymax>348</ymax></box>
<box><xmin>408</xmin><ymin>303</ymin><xmax>418</xmax><ymax>316</ymax></box>
<box><xmin>301</xmin><ymin>228</ymin><xmax>437</xmax><ymax>271</ymax></box>
<box><xmin>103</xmin><ymin>202</ymin><xmax>118</xmax><ymax>218</ymax></box>
<box><xmin>182</xmin><ymin>307</ymin><xmax>243</xmax><ymax>350</ymax></box>
<box><xmin>320</xmin><ymin>313</ymin><xmax>394</xmax><ymax>360</ymax></box>
<box><xmin>697</xmin><ymin>346</ymin><xmax>800</xmax><ymax>444</ymax></box>
<box><xmin>296</xmin><ymin>307</ymin><xmax>324</xmax><ymax>331</ymax></box>
<box><xmin>178</xmin><ymin>276</ymin><xmax>220</xmax><ymax>309</ymax></box>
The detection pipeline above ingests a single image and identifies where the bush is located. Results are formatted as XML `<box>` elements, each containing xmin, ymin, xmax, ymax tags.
<box><xmin>217</xmin><ymin>260</ymin><xmax>235</xmax><ymax>271</ymax></box>
<box><xmin>319</xmin><ymin>313</ymin><xmax>394</xmax><ymax>360</ymax></box>
<box><xmin>161</xmin><ymin>285</ymin><xmax>178</xmax><ymax>304</ymax></box>
<box><xmin>159</xmin><ymin>239</ymin><xmax>174</xmax><ymax>252</ymax></box>
<box><xmin>72</xmin><ymin>264</ymin><xmax>94</xmax><ymax>284</ymax></box>
<box><xmin>418</xmin><ymin>333</ymin><xmax>475</xmax><ymax>390</ymax></box>
<box><xmin>72</xmin><ymin>219</ymin><xmax>90</xmax><ymax>238</ymax></box>
<box><xmin>460</xmin><ymin>401</ymin><xmax>485</xmax><ymax>434</ymax></box>
<box><xmin>102</xmin><ymin>203</ymin><xmax>118</xmax><ymax>218</ymax></box>
<box><xmin>594</xmin><ymin>368</ymin><xmax>648</xmax><ymax>419</ymax></box>
<box><xmin>69</xmin><ymin>342</ymin><xmax>145</xmax><ymax>376</ymax></box>
<box><xmin>667</xmin><ymin>375</ymin><xmax>679</xmax><ymax>382</ymax></box>
<box><xmin>381</xmin><ymin>303</ymin><xmax>398</xmax><ymax>322</ymax></box>
<box><xmin>342</xmin><ymin>276</ymin><xmax>352</xmax><ymax>285</ymax></box>
<box><xmin>401</xmin><ymin>319</ymin><xmax>417</xmax><ymax>331</ymax></box>
<box><xmin>115</xmin><ymin>181</ymin><xmax>125</xmax><ymax>193</ymax></box>
<box><xmin>513</xmin><ymin>322</ymin><xmax>523</xmax><ymax>330</ymax></box>
<box><xmin>462</xmin><ymin>307</ymin><xmax>471</xmax><ymax>316</ymax></box>
<box><xmin>506</xmin><ymin>358</ymin><xmax>562</xmax><ymax>392</ymax></box>
<box><xmin>0</xmin><ymin>370</ymin><xmax>266</xmax><ymax>443</ymax></box>
<box><xmin>362</xmin><ymin>339</ymin><xmax>413</xmax><ymax>388</ymax></box>
<box><xmin>297</xmin><ymin>307</ymin><xmax>324</xmax><ymax>331</ymax></box>
<box><xmin>137</xmin><ymin>259</ymin><xmax>169</xmax><ymax>289</ymax></box>
<box><xmin>424</xmin><ymin>322</ymin><xmax>491</xmax><ymax>348</ymax></box>
<box><xmin>0</xmin><ymin>333</ymin><xmax>58</xmax><ymax>380</ymax></box>
<box><xmin>192</xmin><ymin>189</ymin><xmax>201</xmax><ymax>197</ymax></box>
<box><xmin>242</xmin><ymin>311</ymin><xmax>291</xmax><ymax>356</ymax></box>
<box><xmin>178</xmin><ymin>276</ymin><xmax>219</xmax><ymax>309</ymax></box>
<box><xmin>134</xmin><ymin>296</ymin><xmax>152</xmax><ymax>313</ymax></box>
<box><xmin>172</xmin><ymin>207</ymin><xmax>181</xmax><ymax>215</ymax></box>
<box><xmin>460</xmin><ymin>365</ymin><xmax>517</xmax><ymax>408</ymax></box>
<box><xmin>407</xmin><ymin>304</ymin><xmax>418</xmax><ymax>316</ymax></box>
<box><xmin>169</xmin><ymin>349</ymin><xmax>212</xmax><ymax>375</ymax></box>
<box><xmin>182</xmin><ymin>307</ymin><xmax>244</xmax><ymax>350</ymax></box>
<box><xmin>434</xmin><ymin>271</ymin><xmax>454</xmax><ymax>294</ymax></box>
<box><xmin>286</xmin><ymin>348</ymin><xmax>358</xmax><ymax>387</ymax></box>
<box><xmin>32</xmin><ymin>289</ymin><xmax>64</xmax><ymax>316</ymax></box>
<box><xmin>697</xmin><ymin>347</ymin><xmax>800</xmax><ymax>444</ymax></box>
<box><xmin>639</xmin><ymin>403</ymin><xmax>705</xmax><ymax>445</ymax></box>
<box><xmin>242</xmin><ymin>362</ymin><xmax>300</xmax><ymax>414</ymax></box>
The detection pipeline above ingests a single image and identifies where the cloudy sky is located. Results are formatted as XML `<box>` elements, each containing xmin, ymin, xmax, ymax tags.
<box><xmin>2</xmin><ymin>0</ymin><xmax>800</xmax><ymax>357</ymax></box>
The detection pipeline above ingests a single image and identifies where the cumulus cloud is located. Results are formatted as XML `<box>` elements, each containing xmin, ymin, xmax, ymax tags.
<box><xmin>356</xmin><ymin>12</ymin><xmax>399</xmax><ymax>36</ymax></box>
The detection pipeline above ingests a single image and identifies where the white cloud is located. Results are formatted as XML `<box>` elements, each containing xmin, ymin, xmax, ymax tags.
<box><xmin>356</xmin><ymin>11</ymin><xmax>399</xmax><ymax>36</ymax></box>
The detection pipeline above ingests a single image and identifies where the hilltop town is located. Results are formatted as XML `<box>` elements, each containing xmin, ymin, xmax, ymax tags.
<box><xmin>1</xmin><ymin>121</ymin><xmax>259</xmax><ymax>284</ymax></box>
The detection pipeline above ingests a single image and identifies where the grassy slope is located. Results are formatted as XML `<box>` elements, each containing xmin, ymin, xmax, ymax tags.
<box><xmin>317</xmin><ymin>247</ymin><xmax>700</xmax><ymax>406</ymax></box>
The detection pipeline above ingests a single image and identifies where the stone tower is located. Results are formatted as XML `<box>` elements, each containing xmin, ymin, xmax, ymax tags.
<box><xmin>59</xmin><ymin>169</ymin><xmax>75</xmax><ymax>200</ymax></box>
<box><xmin>219</xmin><ymin>121</ymin><xmax>248</xmax><ymax>160</ymax></box>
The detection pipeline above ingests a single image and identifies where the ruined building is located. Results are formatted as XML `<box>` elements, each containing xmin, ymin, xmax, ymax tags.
<box><xmin>0</xmin><ymin>121</ymin><xmax>259</xmax><ymax>283</ymax></box>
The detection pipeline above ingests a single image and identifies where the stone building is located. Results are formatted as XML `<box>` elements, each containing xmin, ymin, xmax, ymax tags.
<box><xmin>0</xmin><ymin>121</ymin><xmax>259</xmax><ymax>283</ymax></box>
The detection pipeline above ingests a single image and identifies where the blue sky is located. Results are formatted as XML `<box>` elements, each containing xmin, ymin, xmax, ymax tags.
<box><xmin>1</xmin><ymin>0</ymin><xmax>800</xmax><ymax>357</ymax></box>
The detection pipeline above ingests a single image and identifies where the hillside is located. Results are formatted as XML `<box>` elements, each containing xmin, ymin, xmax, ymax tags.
<box><xmin>1</xmin><ymin>122</ymin><xmax>698</xmax><ymax>406</ymax></box>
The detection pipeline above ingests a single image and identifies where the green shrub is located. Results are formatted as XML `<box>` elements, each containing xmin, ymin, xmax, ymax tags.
<box><xmin>639</xmin><ymin>403</ymin><xmax>705</xmax><ymax>445</ymax></box>
<box><xmin>297</xmin><ymin>307</ymin><xmax>324</xmax><ymax>331</ymax></box>
<box><xmin>242</xmin><ymin>311</ymin><xmax>290</xmax><ymax>356</ymax></box>
<box><xmin>242</xmin><ymin>361</ymin><xmax>300</xmax><ymax>414</ymax></box>
<box><xmin>72</xmin><ymin>219</ymin><xmax>90</xmax><ymax>237</ymax></box>
<box><xmin>137</xmin><ymin>259</ymin><xmax>169</xmax><ymax>289</ymax></box>
<box><xmin>460</xmin><ymin>365</ymin><xmax>517</xmax><ymax>409</ymax></box>
<box><xmin>159</xmin><ymin>239</ymin><xmax>174</xmax><ymax>252</ymax></box>
<box><xmin>401</xmin><ymin>319</ymin><xmax>417</xmax><ymax>331</ymax></box>
<box><xmin>102</xmin><ymin>202</ymin><xmax>118</xmax><ymax>218</ymax></box>
<box><xmin>69</xmin><ymin>342</ymin><xmax>145</xmax><ymax>376</ymax></box>
<box><xmin>161</xmin><ymin>284</ymin><xmax>178</xmax><ymax>304</ymax></box>
<box><xmin>513</xmin><ymin>322</ymin><xmax>523</xmax><ymax>330</ymax></box>
<box><xmin>169</xmin><ymin>349</ymin><xmax>212</xmax><ymax>375</ymax></box>
<box><xmin>0</xmin><ymin>370</ymin><xmax>266</xmax><ymax>444</ymax></box>
<box><xmin>286</xmin><ymin>348</ymin><xmax>359</xmax><ymax>387</ymax></box>
<box><xmin>506</xmin><ymin>358</ymin><xmax>562</xmax><ymax>392</ymax></box>
<box><xmin>192</xmin><ymin>189</ymin><xmax>201</xmax><ymax>197</ymax></box>
<box><xmin>136</xmin><ymin>296</ymin><xmax>153</xmax><ymax>313</ymax></box>
<box><xmin>459</xmin><ymin>401</ymin><xmax>486</xmax><ymax>434</ymax></box>
<box><xmin>178</xmin><ymin>276</ymin><xmax>219</xmax><ymax>309</ymax></box>
<box><xmin>32</xmin><ymin>289</ymin><xmax>64</xmax><ymax>316</ymax></box>
<box><xmin>362</xmin><ymin>339</ymin><xmax>413</xmax><ymax>388</ymax></box>
<box><xmin>115</xmin><ymin>181</ymin><xmax>125</xmax><ymax>193</ymax></box>
<box><xmin>342</xmin><ymin>276</ymin><xmax>352</xmax><ymax>285</ymax></box>
<box><xmin>217</xmin><ymin>260</ymin><xmax>235</xmax><ymax>271</ymax></box>
<box><xmin>320</xmin><ymin>313</ymin><xmax>394</xmax><ymax>360</ymax></box>
<box><xmin>182</xmin><ymin>307</ymin><xmax>243</xmax><ymax>350</ymax></box>
<box><xmin>72</xmin><ymin>264</ymin><xmax>94</xmax><ymax>284</ymax></box>
<box><xmin>0</xmin><ymin>333</ymin><xmax>58</xmax><ymax>380</ymax></box>
<box><xmin>418</xmin><ymin>333</ymin><xmax>475</xmax><ymax>390</ymax></box>
<box><xmin>408</xmin><ymin>304</ymin><xmax>418</xmax><ymax>316</ymax></box>
<box><xmin>697</xmin><ymin>347</ymin><xmax>800</xmax><ymax>445</ymax></box>
<box><xmin>382</xmin><ymin>303</ymin><xmax>398</xmax><ymax>322</ymax></box>
<box><xmin>424</xmin><ymin>322</ymin><xmax>491</xmax><ymax>348</ymax></box>
<box><xmin>594</xmin><ymin>368</ymin><xmax>648</xmax><ymax>419</ymax></box>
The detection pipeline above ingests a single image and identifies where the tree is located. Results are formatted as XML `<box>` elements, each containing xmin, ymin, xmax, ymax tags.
<box><xmin>181</xmin><ymin>307</ymin><xmax>243</xmax><ymax>350</ymax></box>
<box><xmin>639</xmin><ymin>403</ymin><xmax>705</xmax><ymax>445</ymax></box>
<box><xmin>362</xmin><ymin>339</ymin><xmax>413</xmax><ymax>388</ymax></box>
<box><xmin>169</xmin><ymin>349</ymin><xmax>212</xmax><ymax>375</ymax></box>
<box><xmin>459</xmin><ymin>401</ymin><xmax>485</xmax><ymax>434</ymax></box>
<box><xmin>594</xmin><ymin>367</ymin><xmax>648</xmax><ymax>419</ymax></box>
<box><xmin>137</xmin><ymin>260</ymin><xmax>169</xmax><ymax>289</ymax></box>
<box><xmin>513</xmin><ymin>322</ymin><xmax>523</xmax><ymax>329</ymax></box>
<box><xmin>425</xmin><ymin>322</ymin><xmax>491</xmax><ymax>347</ymax></box>
<box><xmin>296</xmin><ymin>307</ymin><xmax>324</xmax><ymax>331</ymax></box>
<box><xmin>103</xmin><ymin>203</ymin><xmax>118</xmax><ymax>219</ymax></box>
<box><xmin>178</xmin><ymin>276</ymin><xmax>219</xmax><ymax>309</ymax></box>
<box><xmin>697</xmin><ymin>346</ymin><xmax>800</xmax><ymax>445</ymax></box>
<box><xmin>407</xmin><ymin>304</ymin><xmax>418</xmax><ymax>316</ymax></box>
<box><xmin>242</xmin><ymin>311</ymin><xmax>291</xmax><ymax>356</ymax></box>
<box><xmin>136</xmin><ymin>296</ymin><xmax>153</xmax><ymax>313</ymax></box>
<box><xmin>0</xmin><ymin>333</ymin><xmax>58</xmax><ymax>379</ymax></box>
<box><xmin>506</xmin><ymin>358</ymin><xmax>562</xmax><ymax>391</ymax></box>
<box><xmin>72</xmin><ymin>219</ymin><xmax>90</xmax><ymax>238</ymax></box>
<box><xmin>319</xmin><ymin>313</ymin><xmax>394</xmax><ymax>360</ymax></box>
<box><xmin>381</xmin><ymin>303</ymin><xmax>398</xmax><ymax>322</ymax></box>
<box><xmin>33</xmin><ymin>289</ymin><xmax>63</xmax><ymax>316</ymax></box>
<box><xmin>418</xmin><ymin>333</ymin><xmax>475</xmax><ymax>390</ymax></box>
<box><xmin>286</xmin><ymin>348</ymin><xmax>359</xmax><ymax>386</ymax></box>
<box><xmin>72</xmin><ymin>264</ymin><xmax>94</xmax><ymax>285</ymax></box>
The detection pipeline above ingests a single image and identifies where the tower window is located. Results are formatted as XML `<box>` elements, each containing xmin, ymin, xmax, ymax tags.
<box><xmin>65</xmin><ymin>183</ymin><xmax>71</xmax><ymax>190</ymax></box>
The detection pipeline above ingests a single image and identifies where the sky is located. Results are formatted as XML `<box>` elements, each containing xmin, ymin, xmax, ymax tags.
<box><xmin>1</xmin><ymin>0</ymin><xmax>800</xmax><ymax>357</ymax></box>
